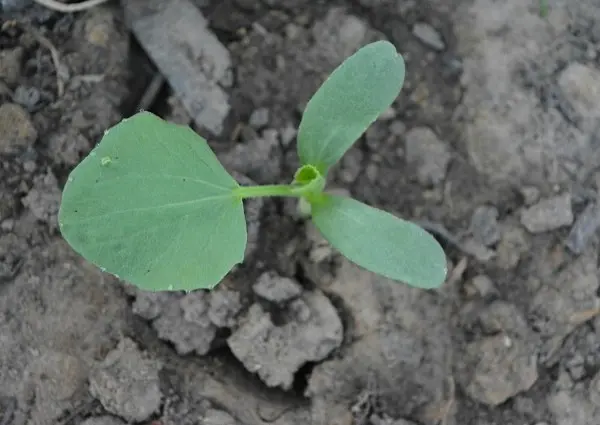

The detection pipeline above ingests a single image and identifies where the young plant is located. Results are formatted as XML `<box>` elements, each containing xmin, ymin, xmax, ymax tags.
<box><xmin>58</xmin><ymin>41</ymin><xmax>447</xmax><ymax>292</ymax></box>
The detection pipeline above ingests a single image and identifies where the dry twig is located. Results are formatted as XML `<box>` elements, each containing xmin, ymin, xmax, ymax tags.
<box><xmin>569</xmin><ymin>307</ymin><xmax>600</xmax><ymax>325</ymax></box>
<box><xmin>20</xmin><ymin>23</ymin><xmax>65</xmax><ymax>97</ymax></box>
<box><xmin>32</xmin><ymin>0</ymin><xmax>110</xmax><ymax>13</ymax></box>
<box><xmin>136</xmin><ymin>73</ymin><xmax>165</xmax><ymax>112</ymax></box>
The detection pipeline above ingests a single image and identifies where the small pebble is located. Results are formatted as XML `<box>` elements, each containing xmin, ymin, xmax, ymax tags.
<box><xmin>0</xmin><ymin>46</ymin><xmax>23</xmax><ymax>86</ymax></box>
<box><xmin>378</xmin><ymin>107</ymin><xmax>396</xmax><ymax>121</ymax></box>
<box><xmin>520</xmin><ymin>193</ymin><xmax>574</xmax><ymax>233</ymax></box>
<box><xmin>520</xmin><ymin>186</ymin><xmax>540</xmax><ymax>205</ymax></box>
<box><xmin>469</xmin><ymin>205</ymin><xmax>501</xmax><ymax>247</ymax></box>
<box><xmin>0</xmin><ymin>103</ymin><xmax>38</xmax><ymax>154</ymax></box>
<box><xmin>1</xmin><ymin>219</ymin><xmax>15</xmax><ymax>231</ymax></box>
<box><xmin>496</xmin><ymin>226</ymin><xmax>529</xmax><ymax>269</ymax></box>
<box><xmin>469</xmin><ymin>274</ymin><xmax>498</xmax><ymax>298</ymax></box>
<box><xmin>285</xmin><ymin>23</ymin><xmax>301</xmax><ymax>40</ymax></box>
<box><xmin>22</xmin><ymin>160</ymin><xmax>36</xmax><ymax>173</ymax></box>
<box><xmin>389</xmin><ymin>120</ymin><xmax>406</xmax><ymax>136</ymax></box>
<box><xmin>405</xmin><ymin>126</ymin><xmax>451</xmax><ymax>186</ymax></box>
<box><xmin>0</xmin><ymin>0</ymin><xmax>32</xmax><ymax>13</ymax></box>
<box><xmin>89</xmin><ymin>338</ymin><xmax>162</xmax><ymax>422</ymax></box>
<box><xmin>412</xmin><ymin>22</ymin><xmax>445</xmax><ymax>51</ymax></box>
<box><xmin>13</xmin><ymin>86</ymin><xmax>41</xmax><ymax>111</ymax></box>
<box><xmin>365</xmin><ymin>163</ymin><xmax>378</xmax><ymax>182</ymax></box>
<box><xmin>249</xmin><ymin>108</ymin><xmax>269</xmax><ymax>129</ymax></box>
<box><xmin>565</xmin><ymin>202</ymin><xmax>600</xmax><ymax>254</ymax></box>
<box><xmin>280</xmin><ymin>125</ymin><xmax>297</xmax><ymax>146</ymax></box>
<box><xmin>253</xmin><ymin>271</ymin><xmax>302</xmax><ymax>303</ymax></box>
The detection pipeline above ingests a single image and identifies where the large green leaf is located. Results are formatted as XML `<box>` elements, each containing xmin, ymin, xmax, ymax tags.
<box><xmin>310</xmin><ymin>194</ymin><xmax>447</xmax><ymax>288</ymax></box>
<box><xmin>58</xmin><ymin>112</ymin><xmax>246</xmax><ymax>291</ymax></box>
<box><xmin>297</xmin><ymin>41</ymin><xmax>405</xmax><ymax>174</ymax></box>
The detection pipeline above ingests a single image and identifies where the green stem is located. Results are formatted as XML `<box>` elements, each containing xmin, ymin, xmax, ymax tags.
<box><xmin>539</xmin><ymin>0</ymin><xmax>548</xmax><ymax>17</ymax></box>
<box><xmin>233</xmin><ymin>184</ymin><xmax>304</xmax><ymax>199</ymax></box>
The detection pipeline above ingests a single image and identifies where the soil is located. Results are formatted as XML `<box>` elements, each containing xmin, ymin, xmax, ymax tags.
<box><xmin>1</xmin><ymin>0</ymin><xmax>600</xmax><ymax>424</ymax></box>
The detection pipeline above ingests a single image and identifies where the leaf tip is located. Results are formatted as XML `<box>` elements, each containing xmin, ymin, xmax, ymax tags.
<box><xmin>413</xmin><ymin>235</ymin><xmax>448</xmax><ymax>289</ymax></box>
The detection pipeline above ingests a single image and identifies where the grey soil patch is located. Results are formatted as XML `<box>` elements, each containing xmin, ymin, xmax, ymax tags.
<box><xmin>2</xmin><ymin>1</ymin><xmax>600</xmax><ymax>425</ymax></box>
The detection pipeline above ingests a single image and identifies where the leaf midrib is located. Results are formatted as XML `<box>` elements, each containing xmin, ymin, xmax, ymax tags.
<box><xmin>63</xmin><ymin>193</ymin><xmax>236</xmax><ymax>225</ymax></box>
<box><xmin>91</xmin><ymin>172</ymin><xmax>236</xmax><ymax>192</ymax></box>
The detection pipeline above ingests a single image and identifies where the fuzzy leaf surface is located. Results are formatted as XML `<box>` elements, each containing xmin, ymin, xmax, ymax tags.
<box><xmin>311</xmin><ymin>194</ymin><xmax>447</xmax><ymax>288</ymax></box>
<box><xmin>297</xmin><ymin>41</ymin><xmax>405</xmax><ymax>174</ymax></box>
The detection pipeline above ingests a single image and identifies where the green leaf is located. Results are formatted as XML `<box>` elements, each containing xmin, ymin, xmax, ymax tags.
<box><xmin>297</xmin><ymin>41</ymin><xmax>405</xmax><ymax>174</ymax></box>
<box><xmin>58</xmin><ymin>111</ymin><xmax>246</xmax><ymax>292</ymax></box>
<box><xmin>293</xmin><ymin>164</ymin><xmax>321</xmax><ymax>185</ymax></box>
<box><xmin>291</xmin><ymin>164</ymin><xmax>326</xmax><ymax>200</ymax></box>
<box><xmin>310</xmin><ymin>194</ymin><xmax>447</xmax><ymax>288</ymax></box>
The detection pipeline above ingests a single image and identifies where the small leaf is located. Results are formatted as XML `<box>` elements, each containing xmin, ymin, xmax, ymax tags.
<box><xmin>293</xmin><ymin>164</ymin><xmax>321</xmax><ymax>185</ymax></box>
<box><xmin>58</xmin><ymin>111</ymin><xmax>247</xmax><ymax>292</ymax></box>
<box><xmin>310</xmin><ymin>194</ymin><xmax>447</xmax><ymax>288</ymax></box>
<box><xmin>297</xmin><ymin>41</ymin><xmax>405</xmax><ymax>174</ymax></box>
<box><xmin>291</xmin><ymin>164</ymin><xmax>326</xmax><ymax>199</ymax></box>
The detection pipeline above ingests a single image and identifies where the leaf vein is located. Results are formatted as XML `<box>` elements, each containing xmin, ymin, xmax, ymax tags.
<box><xmin>64</xmin><ymin>195</ymin><xmax>234</xmax><ymax>225</ymax></box>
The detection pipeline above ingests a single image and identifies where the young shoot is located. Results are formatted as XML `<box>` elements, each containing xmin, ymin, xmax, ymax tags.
<box><xmin>58</xmin><ymin>41</ymin><xmax>448</xmax><ymax>292</ymax></box>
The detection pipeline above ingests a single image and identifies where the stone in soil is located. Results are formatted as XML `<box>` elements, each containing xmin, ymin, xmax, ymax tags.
<box><xmin>389</xmin><ymin>120</ymin><xmax>406</xmax><ymax>136</ymax></box>
<box><xmin>227</xmin><ymin>290</ymin><xmax>342</xmax><ymax>390</ymax></box>
<box><xmin>338</xmin><ymin>148</ymin><xmax>364</xmax><ymax>184</ymax></box>
<box><xmin>13</xmin><ymin>85</ymin><xmax>42</xmax><ymax>112</ymax></box>
<box><xmin>496</xmin><ymin>224</ymin><xmax>530</xmax><ymax>269</ymax></box>
<box><xmin>21</xmin><ymin>170</ymin><xmax>61</xmax><ymax>228</ymax></box>
<box><xmin>89</xmin><ymin>338</ymin><xmax>162</xmax><ymax>423</ymax></box>
<box><xmin>123</xmin><ymin>0</ymin><xmax>232</xmax><ymax>135</ymax></box>
<box><xmin>404</xmin><ymin>126</ymin><xmax>451</xmax><ymax>186</ymax></box>
<box><xmin>457</xmin><ymin>301</ymin><xmax>539</xmax><ymax>405</ymax></box>
<box><xmin>466</xmin><ymin>274</ymin><xmax>498</xmax><ymax>299</ymax></box>
<box><xmin>462</xmin><ymin>334</ymin><xmax>538</xmax><ymax>405</ymax></box>
<box><xmin>152</xmin><ymin>292</ymin><xmax>216</xmax><ymax>355</ymax></box>
<box><xmin>520</xmin><ymin>193</ymin><xmax>574</xmax><ymax>233</ymax></box>
<box><xmin>309</xmin><ymin>7</ymin><xmax>369</xmax><ymax>68</ymax></box>
<box><xmin>249</xmin><ymin>107</ymin><xmax>270</xmax><ymax>129</ymax></box>
<box><xmin>0</xmin><ymin>46</ymin><xmax>23</xmax><ymax>87</ymax></box>
<box><xmin>253</xmin><ymin>270</ymin><xmax>303</xmax><ymax>304</ymax></box>
<box><xmin>0</xmin><ymin>103</ymin><xmax>37</xmax><ymax>154</ymax></box>
<box><xmin>131</xmin><ymin>289</ymin><xmax>178</xmax><ymax>320</ymax></box>
<box><xmin>131</xmin><ymin>284</ymin><xmax>241</xmax><ymax>355</ymax></box>
<box><xmin>207</xmin><ymin>287</ymin><xmax>242</xmax><ymax>328</ymax></box>
<box><xmin>529</xmin><ymin>252</ymin><xmax>600</xmax><ymax>364</ymax></box>
<box><xmin>558</xmin><ymin>62</ymin><xmax>600</xmax><ymax>123</ymax></box>
<box><xmin>566</xmin><ymin>202</ymin><xmax>600</xmax><ymax>254</ymax></box>
<box><xmin>412</xmin><ymin>22</ymin><xmax>446</xmax><ymax>51</ymax></box>
<box><xmin>469</xmin><ymin>205</ymin><xmax>501</xmax><ymax>247</ymax></box>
